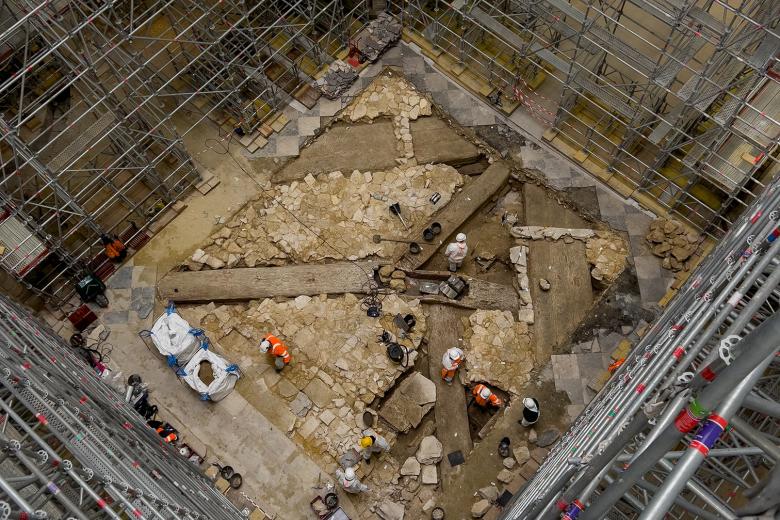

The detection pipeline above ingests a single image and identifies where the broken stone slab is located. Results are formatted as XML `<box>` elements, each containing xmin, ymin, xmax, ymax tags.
<box><xmin>304</xmin><ymin>378</ymin><xmax>336</xmax><ymax>408</ymax></box>
<box><xmin>401</xmin><ymin>372</ymin><xmax>436</xmax><ymax>405</ymax></box>
<box><xmin>416</xmin><ymin>436</ymin><xmax>443</xmax><ymax>464</ymax></box>
<box><xmin>536</xmin><ymin>428</ymin><xmax>561</xmax><ymax>447</ymax></box>
<box><xmin>478</xmin><ymin>485</ymin><xmax>499</xmax><ymax>502</ymax></box>
<box><xmin>472</xmin><ymin>499</ymin><xmax>492</xmax><ymax>518</ymax></box>
<box><xmin>319</xmin><ymin>409</ymin><xmax>336</xmax><ymax>425</ymax></box>
<box><xmin>191</xmin><ymin>248</ymin><xmax>207</xmax><ymax>263</ymax></box>
<box><xmin>289</xmin><ymin>392</ymin><xmax>313</xmax><ymax>417</ymax></box>
<box><xmin>421</xmin><ymin>464</ymin><xmax>437</xmax><ymax>485</ymax></box>
<box><xmin>400</xmin><ymin>457</ymin><xmax>421</xmax><ymax>476</ymax></box>
<box><xmin>298</xmin><ymin>415</ymin><xmax>320</xmax><ymax>439</ymax></box>
<box><xmin>503</xmin><ymin>457</ymin><xmax>516</xmax><ymax>469</ymax></box>
<box><xmin>379</xmin><ymin>373</ymin><xmax>435</xmax><ymax>432</ymax></box>
<box><xmin>510</xmin><ymin>226</ymin><xmax>595</xmax><ymax>241</ymax></box>
<box><xmin>509</xmin><ymin>245</ymin><xmax>526</xmax><ymax>265</ymax></box>
<box><xmin>513</xmin><ymin>446</ymin><xmax>530</xmax><ymax>465</ymax></box>
<box><xmin>378</xmin><ymin>499</ymin><xmax>405</xmax><ymax>520</ymax></box>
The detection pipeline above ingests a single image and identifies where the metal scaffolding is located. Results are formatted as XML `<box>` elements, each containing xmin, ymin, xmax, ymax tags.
<box><xmin>390</xmin><ymin>0</ymin><xmax>780</xmax><ymax>238</ymax></box>
<box><xmin>499</xmin><ymin>161</ymin><xmax>780</xmax><ymax>517</ymax></box>
<box><xmin>0</xmin><ymin>0</ymin><xmax>368</xmax><ymax>306</ymax></box>
<box><xmin>0</xmin><ymin>294</ymin><xmax>243</xmax><ymax>519</ymax></box>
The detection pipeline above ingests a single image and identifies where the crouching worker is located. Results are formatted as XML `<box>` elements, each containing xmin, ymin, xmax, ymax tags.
<box><xmin>359</xmin><ymin>428</ymin><xmax>390</xmax><ymax>464</ymax></box>
<box><xmin>335</xmin><ymin>467</ymin><xmax>368</xmax><ymax>494</ymax></box>
<box><xmin>472</xmin><ymin>383</ymin><xmax>503</xmax><ymax>408</ymax></box>
<box><xmin>259</xmin><ymin>333</ymin><xmax>291</xmax><ymax>371</ymax></box>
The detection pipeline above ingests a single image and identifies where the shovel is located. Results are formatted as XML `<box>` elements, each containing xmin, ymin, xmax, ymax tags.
<box><xmin>389</xmin><ymin>202</ymin><xmax>409</xmax><ymax>230</ymax></box>
<box><xmin>372</xmin><ymin>234</ymin><xmax>421</xmax><ymax>254</ymax></box>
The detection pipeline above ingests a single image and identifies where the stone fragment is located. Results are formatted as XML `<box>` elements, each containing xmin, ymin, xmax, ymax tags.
<box><xmin>379</xmin><ymin>265</ymin><xmax>395</xmax><ymax>278</ymax></box>
<box><xmin>539</xmin><ymin>278</ymin><xmax>551</xmax><ymax>291</ymax></box>
<box><xmin>391</xmin><ymin>270</ymin><xmax>406</xmax><ymax>279</ymax></box>
<box><xmin>472</xmin><ymin>499</ymin><xmax>491</xmax><ymax>518</ymax></box>
<box><xmin>191</xmin><ymin>249</ymin><xmax>206</xmax><ymax>263</ymax></box>
<box><xmin>389</xmin><ymin>279</ymin><xmax>406</xmax><ymax>292</ymax></box>
<box><xmin>205</xmin><ymin>256</ymin><xmax>225</xmax><ymax>269</ymax></box>
<box><xmin>294</xmin><ymin>295</ymin><xmax>311</xmax><ymax>309</ymax></box>
<box><xmin>509</xmin><ymin>246</ymin><xmax>525</xmax><ymax>264</ymax></box>
<box><xmin>478</xmin><ymin>485</ymin><xmax>499</xmax><ymax>502</ymax></box>
<box><xmin>400</xmin><ymin>457</ymin><xmax>421</xmax><ymax>476</ymax></box>
<box><xmin>319</xmin><ymin>409</ymin><xmax>336</xmax><ymax>425</ymax></box>
<box><xmin>503</xmin><ymin>457</ymin><xmax>516</xmax><ymax>469</ymax></box>
<box><xmin>513</xmin><ymin>445</ymin><xmax>530</xmax><ymax>465</ymax></box>
<box><xmin>351</xmin><ymin>103</ymin><xmax>367</xmax><ymax>121</ymax></box>
<box><xmin>416</xmin><ymin>436</ymin><xmax>443</xmax><ymax>464</ymax></box>
<box><xmin>289</xmin><ymin>392</ymin><xmax>312</xmax><ymax>417</ymax></box>
<box><xmin>298</xmin><ymin>415</ymin><xmax>320</xmax><ymax>438</ymax></box>
<box><xmin>497</xmin><ymin>469</ymin><xmax>513</xmax><ymax>483</ymax></box>
<box><xmin>536</xmin><ymin>428</ymin><xmax>561</xmax><ymax>447</ymax></box>
<box><xmin>421</xmin><ymin>464</ymin><xmax>437</xmax><ymax>485</ymax></box>
<box><xmin>528</xmin><ymin>428</ymin><xmax>538</xmax><ymax>443</ymax></box>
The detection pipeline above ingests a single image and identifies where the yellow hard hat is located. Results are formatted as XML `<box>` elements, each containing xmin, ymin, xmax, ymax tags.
<box><xmin>359</xmin><ymin>436</ymin><xmax>373</xmax><ymax>448</ymax></box>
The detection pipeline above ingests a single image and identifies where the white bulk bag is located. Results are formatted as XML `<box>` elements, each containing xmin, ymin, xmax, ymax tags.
<box><xmin>177</xmin><ymin>346</ymin><xmax>240</xmax><ymax>402</ymax></box>
<box><xmin>148</xmin><ymin>303</ymin><xmax>203</xmax><ymax>367</ymax></box>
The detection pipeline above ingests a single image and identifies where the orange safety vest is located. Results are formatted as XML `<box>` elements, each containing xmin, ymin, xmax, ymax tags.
<box><xmin>473</xmin><ymin>384</ymin><xmax>502</xmax><ymax>407</ymax></box>
<box><xmin>264</xmin><ymin>334</ymin><xmax>291</xmax><ymax>364</ymax></box>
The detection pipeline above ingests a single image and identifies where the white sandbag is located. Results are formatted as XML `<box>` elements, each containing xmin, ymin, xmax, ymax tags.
<box><xmin>148</xmin><ymin>303</ymin><xmax>202</xmax><ymax>367</ymax></box>
<box><xmin>177</xmin><ymin>346</ymin><xmax>240</xmax><ymax>402</ymax></box>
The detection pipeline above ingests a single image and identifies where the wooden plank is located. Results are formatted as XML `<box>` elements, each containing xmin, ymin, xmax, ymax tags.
<box><xmin>158</xmin><ymin>261</ymin><xmax>387</xmax><ymax>302</ymax></box>
<box><xmin>397</xmin><ymin>161</ymin><xmax>511</xmax><ymax>270</ymax></box>
<box><xmin>425</xmin><ymin>305</ymin><xmax>472</xmax><ymax>491</ymax></box>
<box><xmin>404</xmin><ymin>270</ymin><xmax>519</xmax><ymax>312</ymax></box>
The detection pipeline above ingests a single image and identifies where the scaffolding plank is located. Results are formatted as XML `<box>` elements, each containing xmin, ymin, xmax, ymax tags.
<box><xmin>158</xmin><ymin>261</ymin><xmax>387</xmax><ymax>302</ymax></box>
<box><xmin>46</xmin><ymin>112</ymin><xmax>114</xmax><ymax>172</ymax></box>
<box><xmin>396</xmin><ymin>161</ymin><xmax>511</xmax><ymax>271</ymax></box>
<box><xmin>469</xmin><ymin>7</ymin><xmax>526</xmax><ymax>51</ymax></box>
<box><xmin>538</xmin><ymin>0</ymin><xmax>586</xmax><ymax>24</ymax></box>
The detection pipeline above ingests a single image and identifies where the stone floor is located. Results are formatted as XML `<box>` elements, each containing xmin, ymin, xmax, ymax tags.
<box><xmin>46</xmin><ymin>41</ymin><xmax>677</xmax><ymax>520</ymax></box>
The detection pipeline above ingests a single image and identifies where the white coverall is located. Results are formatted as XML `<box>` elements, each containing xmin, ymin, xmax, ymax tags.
<box><xmin>444</xmin><ymin>241</ymin><xmax>468</xmax><ymax>272</ymax></box>
<box><xmin>335</xmin><ymin>468</ymin><xmax>369</xmax><ymax>493</ymax></box>
<box><xmin>361</xmin><ymin>428</ymin><xmax>390</xmax><ymax>460</ymax></box>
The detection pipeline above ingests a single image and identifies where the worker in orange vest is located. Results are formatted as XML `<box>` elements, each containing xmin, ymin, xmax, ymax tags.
<box><xmin>260</xmin><ymin>333</ymin><xmax>292</xmax><ymax>371</ymax></box>
<box><xmin>472</xmin><ymin>384</ymin><xmax>503</xmax><ymax>408</ymax></box>
<box><xmin>441</xmin><ymin>347</ymin><xmax>464</xmax><ymax>384</ymax></box>
<box><xmin>147</xmin><ymin>420</ymin><xmax>178</xmax><ymax>443</ymax></box>
<box><xmin>101</xmin><ymin>233</ymin><xmax>127</xmax><ymax>262</ymax></box>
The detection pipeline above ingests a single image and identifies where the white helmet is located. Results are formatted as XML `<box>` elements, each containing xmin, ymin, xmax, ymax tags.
<box><xmin>344</xmin><ymin>467</ymin><xmax>356</xmax><ymax>481</ymax></box>
<box><xmin>479</xmin><ymin>386</ymin><xmax>492</xmax><ymax>399</ymax></box>
<box><xmin>523</xmin><ymin>397</ymin><xmax>538</xmax><ymax>411</ymax></box>
<box><xmin>447</xmin><ymin>347</ymin><xmax>463</xmax><ymax>362</ymax></box>
<box><xmin>259</xmin><ymin>339</ymin><xmax>271</xmax><ymax>353</ymax></box>
<box><xmin>456</xmin><ymin>233</ymin><xmax>467</xmax><ymax>242</ymax></box>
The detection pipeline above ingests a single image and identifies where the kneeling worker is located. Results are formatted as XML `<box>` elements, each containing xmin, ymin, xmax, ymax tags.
<box><xmin>519</xmin><ymin>397</ymin><xmax>540</xmax><ymax>427</ymax></box>
<box><xmin>472</xmin><ymin>383</ymin><xmax>503</xmax><ymax>408</ymax></box>
<box><xmin>335</xmin><ymin>467</ymin><xmax>369</xmax><ymax>494</ymax></box>
<box><xmin>259</xmin><ymin>333</ymin><xmax>291</xmax><ymax>371</ymax></box>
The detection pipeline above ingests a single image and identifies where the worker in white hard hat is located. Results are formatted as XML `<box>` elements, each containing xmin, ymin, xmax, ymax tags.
<box><xmin>441</xmin><ymin>347</ymin><xmax>464</xmax><ymax>384</ymax></box>
<box><xmin>259</xmin><ymin>333</ymin><xmax>291</xmax><ymax>371</ymax></box>
<box><xmin>359</xmin><ymin>428</ymin><xmax>390</xmax><ymax>463</ymax></box>
<box><xmin>519</xmin><ymin>397</ymin><xmax>540</xmax><ymax>427</ymax></box>
<box><xmin>444</xmin><ymin>233</ymin><xmax>468</xmax><ymax>272</ymax></box>
<box><xmin>335</xmin><ymin>466</ymin><xmax>369</xmax><ymax>494</ymax></box>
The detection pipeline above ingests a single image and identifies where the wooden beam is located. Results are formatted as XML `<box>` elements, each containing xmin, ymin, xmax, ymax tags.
<box><xmin>397</xmin><ymin>161</ymin><xmax>511</xmax><ymax>270</ymax></box>
<box><xmin>157</xmin><ymin>261</ymin><xmax>387</xmax><ymax>302</ymax></box>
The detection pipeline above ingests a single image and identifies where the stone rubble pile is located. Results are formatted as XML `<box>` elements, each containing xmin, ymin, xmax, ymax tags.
<box><xmin>510</xmin><ymin>226</ymin><xmax>628</xmax><ymax>285</ymax></box>
<box><xmin>184</xmin><ymin>164</ymin><xmax>462</xmax><ymax>269</ymax></box>
<box><xmin>585</xmin><ymin>232</ymin><xmax>629</xmax><ymax>284</ymax></box>
<box><xmin>179</xmin><ymin>294</ymin><xmax>426</xmax><ymax>472</ymax></box>
<box><xmin>645</xmin><ymin>218</ymin><xmax>700</xmax><ymax>272</ymax></box>
<box><xmin>509</xmin><ymin>245</ymin><xmax>534</xmax><ymax>324</ymax></box>
<box><xmin>315</xmin><ymin>60</ymin><xmax>358</xmax><ymax>99</ymax></box>
<box><xmin>360</xmin><ymin>13</ymin><xmax>403</xmax><ymax>62</ymax></box>
<box><xmin>462</xmin><ymin>310</ymin><xmax>535</xmax><ymax>394</ymax></box>
<box><xmin>341</xmin><ymin>75</ymin><xmax>433</xmax><ymax>166</ymax></box>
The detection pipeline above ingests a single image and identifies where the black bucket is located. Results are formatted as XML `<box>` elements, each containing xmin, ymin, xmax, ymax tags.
<box><xmin>431</xmin><ymin>222</ymin><xmax>442</xmax><ymax>235</ymax></box>
<box><xmin>409</xmin><ymin>242</ymin><xmax>421</xmax><ymax>254</ymax></box>
<box><xmin>423</xmin><ymin>228</ymin><xmax>434</xmax><ymax>241</ymax></box>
